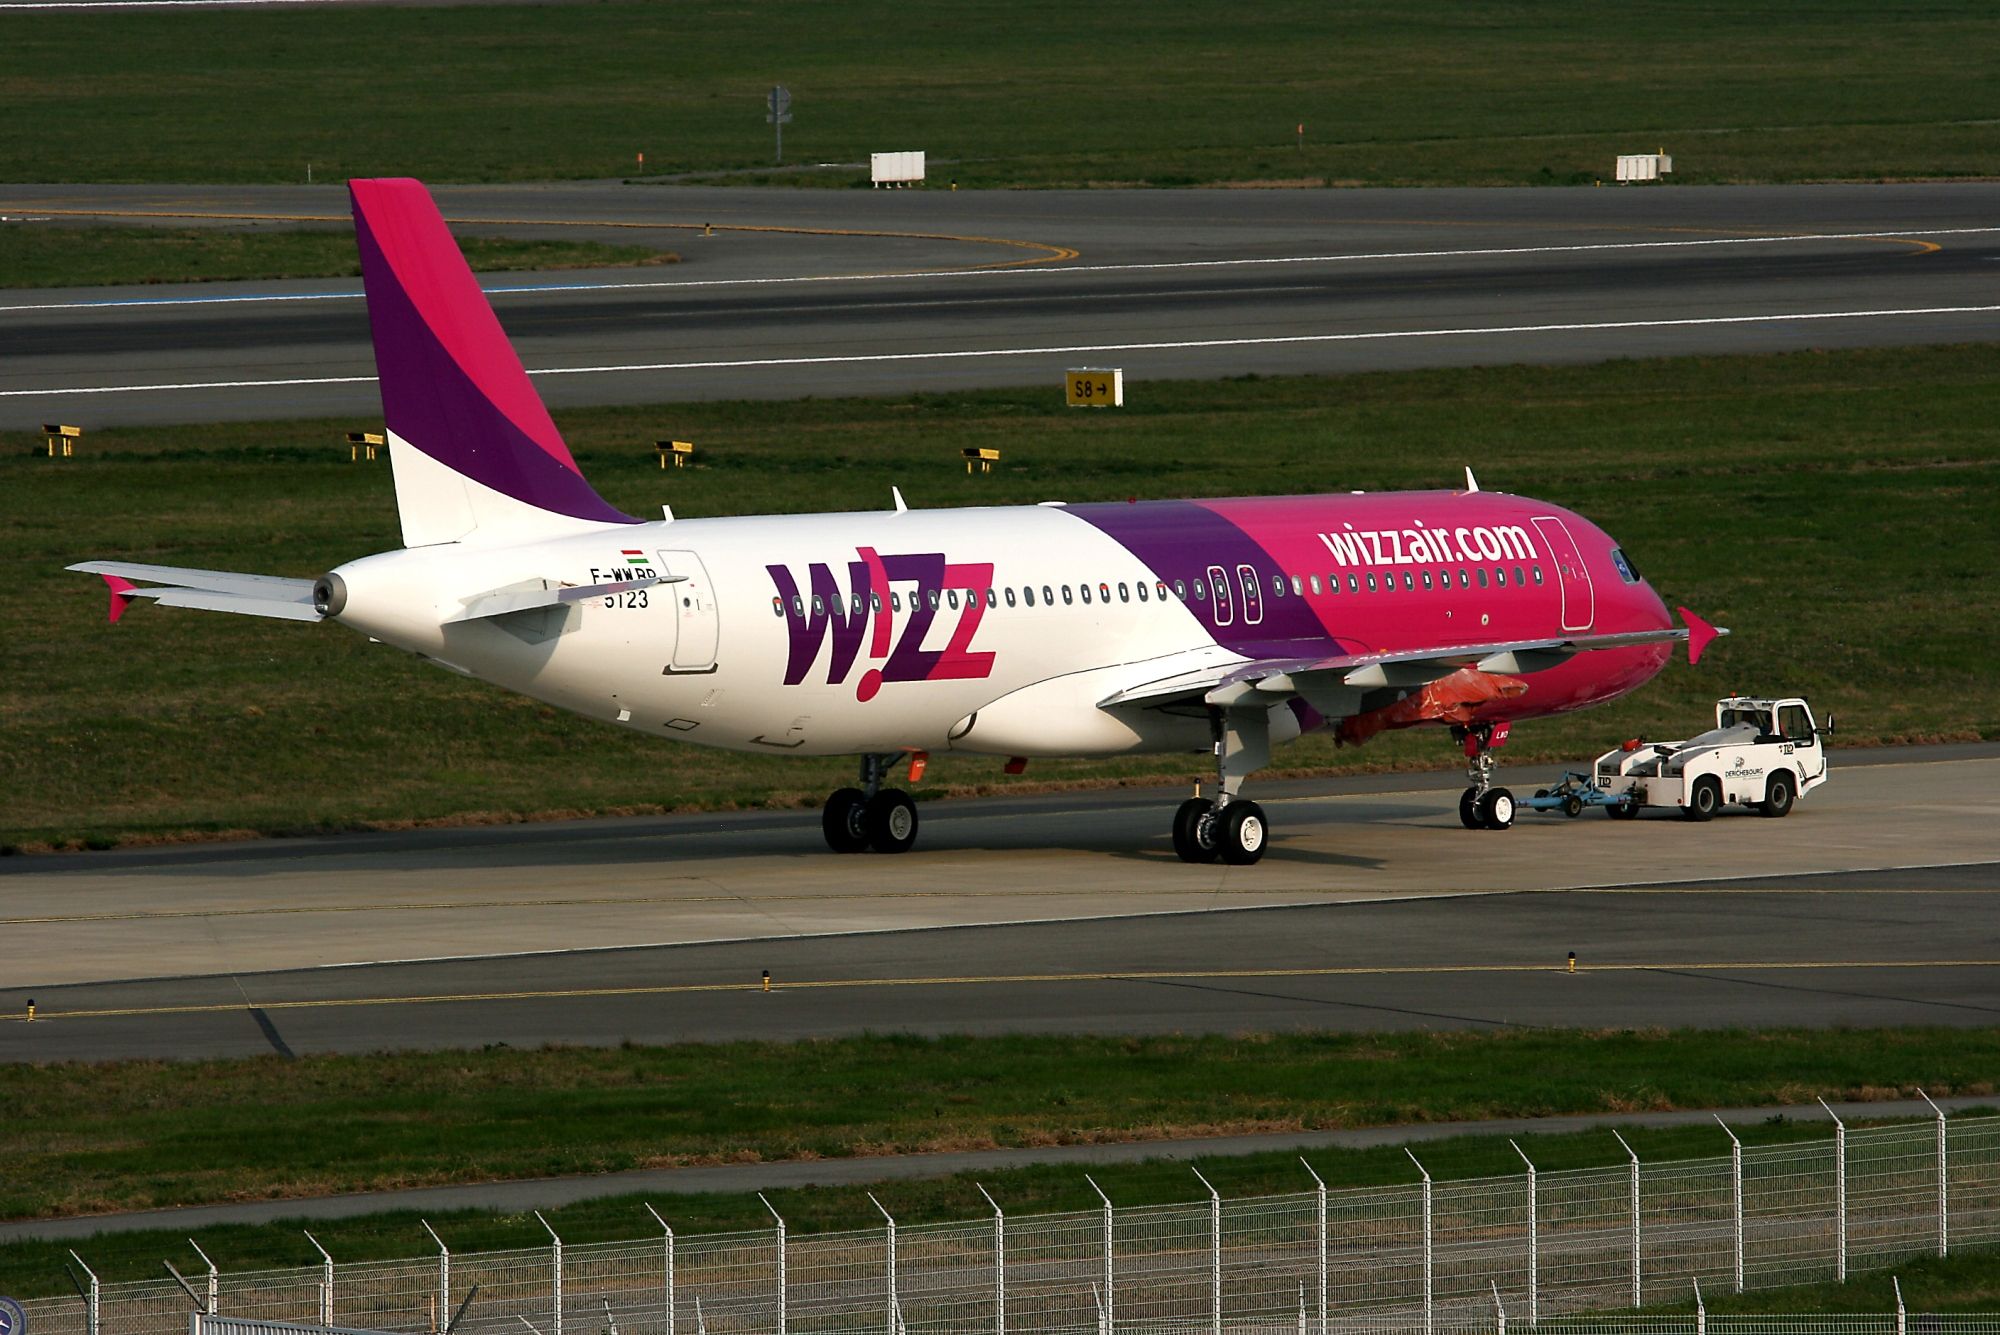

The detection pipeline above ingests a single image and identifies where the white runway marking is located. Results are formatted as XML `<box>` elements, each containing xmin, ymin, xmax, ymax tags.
<box><xmin>8</xmin><ymin>302</ymin><xmax>2000</xmax><ymax>399</ymax></box>
<box><xmin>0</xmin><ymin>224</ymin><xmax>1991</xmax><ymax>315</ymax></box>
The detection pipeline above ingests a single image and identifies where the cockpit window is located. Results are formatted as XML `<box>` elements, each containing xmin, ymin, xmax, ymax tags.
<box><xmin>1611</xmin><ymin>547</ymin><xmax>1642</xmax><ymax>584</ymax></box>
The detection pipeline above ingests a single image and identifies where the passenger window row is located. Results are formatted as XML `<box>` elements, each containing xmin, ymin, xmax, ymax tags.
<box><xmin>770</xmin><ymin>564</ymin><xmax>1547</xmax><ymax>618</ymax></box>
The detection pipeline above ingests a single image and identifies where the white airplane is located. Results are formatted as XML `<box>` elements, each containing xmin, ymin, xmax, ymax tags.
<box><xmin>74</xmin><ymin>178</ymin><xmax>1724</xmax><ymax>865</ymax></box>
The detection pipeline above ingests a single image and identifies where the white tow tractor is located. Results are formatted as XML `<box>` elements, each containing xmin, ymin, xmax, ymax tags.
<box><xmin>1593</xmin><ymin>695</ymin><xmax>1832</xmax><ymax>820</ymax></box>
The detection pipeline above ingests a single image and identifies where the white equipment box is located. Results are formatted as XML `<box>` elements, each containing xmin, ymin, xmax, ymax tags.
<box><xmin>1616</xmin><ymin>152</ymin><xmax>1673</xmax><ymax>182</ymax></box>
<box><xmin>871</xmin><ymin>151</ymin><xmax>926</xmax><ymax>187</ymax></box>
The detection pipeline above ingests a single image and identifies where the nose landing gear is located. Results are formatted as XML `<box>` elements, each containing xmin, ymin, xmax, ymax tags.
<box><xmin>823</xmin><ymin>752</ymin><xmax>920</xmax><ymax>854</ymax></box>
<box><xmin>1453</xmin><ymin>722</ymin><xmax>1516</xmax><ymax>830</ymax></box>
<box><xmin>1172</xmin><ymin>707</ymin><xmax>1271</xmax><ymax>865</ymax></box>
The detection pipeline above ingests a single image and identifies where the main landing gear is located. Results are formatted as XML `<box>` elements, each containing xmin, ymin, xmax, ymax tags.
<box><xmin>1172</xmin><ymin>707</ymin><xmax>1271</xmax><ymax>866</ymax></box>
<box><xmin>1453</xmin><ymin>722</ymin><xmax>1516</xmax><ymax>830</ymax></box>
<box><xmin>823</xmin><ymin>753</ymin><xmax>919</xmax><ymax>854</ymax></box>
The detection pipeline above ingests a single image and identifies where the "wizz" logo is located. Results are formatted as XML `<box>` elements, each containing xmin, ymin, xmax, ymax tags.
<box><xmin>767</xmin><ymin>547</ymin><xmax>996</xmax><ymax>702</ymax></box>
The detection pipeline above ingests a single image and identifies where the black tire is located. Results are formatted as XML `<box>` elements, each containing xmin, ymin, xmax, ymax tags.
<box><xmin>1218</xmin><ymin>801</ymin><xmax>1269</xmax><ymax>866</ymax></box>
<box><xmin>1685</xmin><ymin>775</ymin><xmax>1721</xmax><ymax>822</ymax></box>
<box><xmin>1562</xmin><ymin>793</ymin><xmax>1584</xmax><ymax>818</ymax></box>
<box><xmin>1607</xmin><ymin>796</ymin><xmax>1640</xmax><ymax>820</ymax></box>
<box><xmin>1534</xmin><ymin>788</ymin><xmax>1549</xmax><ymax>800</ymax></box>
<box><xmin>865</xmin><ymin>788</ymin><xmax>919</xmax><ymax>853</ymax></box>
<box><xmin>1477</xmin><ymin>786</ymin><xmax>1516</xmax><ymax>830</ymax></box>
<box><xmin>822</xmin><ymin>787</ymin><xmax>870</xmax><ymax>853</ymax></box>
<box><xmin>1172</xmin><ymin>797</ymin><xmax>1220</xmax><ymax>864</ymax></box>
<box><xmin>1760</xmin><ymin>770</ymin><xmax>1797</xmax><ymax>818</ymax></box>
<box><xmin>1458</xmin><ymin>788</ymin><xmax>1482</xmax><ymax>829</ymax></box>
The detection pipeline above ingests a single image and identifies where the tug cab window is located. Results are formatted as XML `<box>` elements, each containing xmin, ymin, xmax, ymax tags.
<box><xmin>1778</xmin><ymin>703</ymin><xmax>1815</xmax><ymax>743</ymax></box>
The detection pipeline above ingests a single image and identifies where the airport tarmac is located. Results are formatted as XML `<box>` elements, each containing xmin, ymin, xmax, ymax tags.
<box><xmin>4</xmin><ymin>180</ymin><xmax>1999</xmax><ymax>426</ymax></box>
<box><xmin>4</xmin><ymin>746</ymin><xmax>1995</xmax><ymax>1061</ymax></box>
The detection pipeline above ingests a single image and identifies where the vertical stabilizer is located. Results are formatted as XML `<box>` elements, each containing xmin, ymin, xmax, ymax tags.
<box><xmin>348</xmin><ymin>178</ymin><xmax>632</xmax><ymax>547</ymax></box>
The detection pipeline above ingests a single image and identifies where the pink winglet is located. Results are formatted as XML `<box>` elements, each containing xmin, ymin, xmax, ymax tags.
<box><xmin>1678</xmin><ymin>606</ymin><xmax>1719</xmax><ymax>666</ymax></box>
<box><xmin>101</xmin><ymin>574</ymin><xmax>138</xmax><ymax>624</ymax></box>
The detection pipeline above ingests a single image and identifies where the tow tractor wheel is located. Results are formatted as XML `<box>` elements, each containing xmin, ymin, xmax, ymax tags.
<box><xmin>1476</xmin><ymin>787</ymin><xmax>1516</xmax><ymax>830</ymax></box>
<box><xmin>1607</xmin><ymin>797</ymin><xmax>1640</xmax><ymax>820</ymax></box>
<box><xmin>1218</xmin><ymin>801</ymin><xmax>1268</xmax><ymax>866</ymax></box>
<box><xmin>1685</xmin><ymin>776</ymin><xmax>1722</xmax><ymax>822</ymax></box>
<box><xmin>1172</xmin><ymin>797</ymin><xmax>1221</xmax><ymax>864</ymax></box>
<box><xmin>1457</xmin><ymin>788</ymin><xmax>1482</xmax><ymax>829</ymax></box>
<box><xmin>1760</xmin><ymin>771</ymin><xmax>1797</xmax><ymax>818</ymax></box>
<box><xmin>865</xmin><ymin>788</ymin><xmax>919</xmax><ymax>853</ymax></box>
<box><xmin>822</xmin><ymin>787</ymin><xmax>870</xmax><ymax>853</ymax></box>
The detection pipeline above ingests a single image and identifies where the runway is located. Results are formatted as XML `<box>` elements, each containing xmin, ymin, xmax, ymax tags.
<box><xmin>4</xmin><ymin>746</ymin><xmax>1996</xmax><ymax>1061</ymax></box>
<box><xmin>4</xmin><ymin>181</ymin><xmax>2000</xmax><ymax>426</ymax></box>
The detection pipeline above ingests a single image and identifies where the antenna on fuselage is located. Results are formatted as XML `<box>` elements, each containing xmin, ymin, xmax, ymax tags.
<box><xmin>891</xmin><ymin>486</ymin><xmax>909</xmax><ymax>513</ymax></box>
<box><xmin>1464</xmin><ymin>466</ymin><xmax>1480</xmax><ymax>493</ymax></box>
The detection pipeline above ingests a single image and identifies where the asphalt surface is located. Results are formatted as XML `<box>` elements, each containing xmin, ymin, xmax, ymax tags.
<box><xmin>4</xmin><ymin>181</ymin><xmax>1999</xmax><ymax>426</ymax></box>
<box><xmin>4</xmin><ymin>746</ymin><xmax>1996</xmax><ymax>1062</ymax></box>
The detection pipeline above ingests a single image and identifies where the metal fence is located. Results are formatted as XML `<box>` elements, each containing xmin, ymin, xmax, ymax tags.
<box><xmin>24</xmin><ymin>1109</ymin><xmax>2000</xmax><ymax>1335</ymax></box>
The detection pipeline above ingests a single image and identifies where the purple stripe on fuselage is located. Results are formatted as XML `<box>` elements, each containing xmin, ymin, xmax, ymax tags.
<box><xmin>1067</xmin><ymin>499</ymin><xmax>1346</xmax><ymax>658</ymax></box>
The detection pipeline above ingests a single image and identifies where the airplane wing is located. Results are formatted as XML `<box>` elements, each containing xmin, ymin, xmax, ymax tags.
<box><xmin>68</xmin><ymin>561</ymin><xmax>322</xmax><ymax>623</ymax></box>
<box><xmin>1100</xmin><ymin>613</ymin><xmax>1725</xmax><ymax>713</ymax></box>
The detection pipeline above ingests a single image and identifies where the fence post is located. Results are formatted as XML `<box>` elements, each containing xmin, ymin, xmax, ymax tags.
<box><xmin>1894</xmin><ymin>1276</ymin><xmax>1906</xmax><ymax>1335</ymax></box>
<box><xmin>1193</xmin><ymin>1168</ymin><xmax>1222</xmax><ymax>1335</ymax></box>
<box><xmin>1713</xmin><ymin>1117</ymin><xmax>1743</xmax><ymax>1294</ymax></box>
<box><xmin>1491</xmin><ymin>1280</ymin><xmax>1506</xmax><ymax>1335</ymax></box>
<box><xmin>188</xmin><ymin>1239</ymin><xmax>219</xmax><ymax>1315</ymax></box>
<box><xmin>536</xmin><ymin>1211</ymin><xmax>564</xmax><ymax>1335</ymax></box>
<box><xmin>1511</xmin><ymin>1140</ymin><xmax>1538</xmax><ymax>1326</ymax></box>
<box><xmin>1819</xmin><ymin>1098</ymin><xmax>1847</xmax><ymax>1283</ymax></box>
<box><xmin>1694</xmin><ymin>1277</ymin><xmax>1705</xmax><ymax>1335</ymax></box>
<box><xmin>1407</xmin><ymin>1149</ymin><xmax>1433</xmax><ymax>1335</ymax></box>
<box><xmin>978</xmin><ymin>1184</ymin><xmax>1006</xmax><ymax>1335</ymax></box>
<box><xmin>1301</xmin><ymin>1159</ymin><xmax>1327</xmax><ymax>1335</ymax></box>
<box><xmin>1611</xmin><ymin>1131</ymin><xmax>1641</xmax><ymax>1308</ymax></box>
<box><xmin>760</xmin><ymin>1193</ymin><xmax>788</xmax><ymax>1335</ymax></box>
<box><xmin>422</xmin><ymin>1221</ymin><xmax>451</xmax><ymax>1330</ymax></box>
<box><xmin>69</xmin><ymin>1250</ymin><xmax>100</xmax><ymax>1335</ymax></box>
<box><xmin>1918</xmin><ymin>1090</ymin><xmax>1948</xmax><ymax>1257</ymax></box>
<box><xmin>870</xmin><ymin>1193</ymin><xmax>899</xmax><ymax>1335</ymax></box>
<box><xmin>306</xmin><ymin>1231</ymin><xmax>335</xmax><ymax>1327</ymax></box>
<box><xmin>1087</xmin><ymin>1175</ymin><xmax>1114</xmax><ymax>1335</ymax></box>
<box><xmin>644</xmin><ymin>1204</ymin><xmax>676</xmax><ymax>1335</ymax></box>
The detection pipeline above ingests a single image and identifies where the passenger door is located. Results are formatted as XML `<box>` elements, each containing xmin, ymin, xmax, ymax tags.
<box><xmin>1531</xmin><ymin>516</ymin><xmax>1595</xmax><ymax>632</ymax></box>
<box><xmin>656</xmin><ymin>549</ymin><xmax>719</xmax><ymax>673</ymax></box>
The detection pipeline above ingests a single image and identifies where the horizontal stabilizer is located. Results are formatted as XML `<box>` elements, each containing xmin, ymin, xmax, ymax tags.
<box><xmin>443</xmin><ymin>574</ymin><xmax>682</xmax><ymax>624</ymax></box>
<box><xmin>68</xmin><ymin>561</ymin><xmax>320</xmax><ymax>623</ymax></box>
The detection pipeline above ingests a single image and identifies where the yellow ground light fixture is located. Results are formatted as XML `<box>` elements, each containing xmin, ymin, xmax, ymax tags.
<box><xmin>345</xmin><ymin>431</ymin><xmax>384</xmax><ymax>461</ymax></box>
<box><xmin>43</xmin><ymin>423</ymin><xmax>81</xmax><ymax>457</ymax></box>
<box><xmin>656</xmin><ymin>439</ymin><xmax>695</xmax><ymax>469</ymax></box>
<box><xmin>962</xmin><ymin>447</ymin><xmax>1000</xmax><ymax>474</ymax></box>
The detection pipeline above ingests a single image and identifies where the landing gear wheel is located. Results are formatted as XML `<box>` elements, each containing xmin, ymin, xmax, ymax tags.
<box><xmin>1218</xmin><ymin>801</ymin><xmax>1268</xmax><ymax>866</ymax></box>
<box><xmin>1759</xmin><ymin>771</ymin><xmax>1796</xmax><ymax>818</ymax></box>
<box><xmin>1476</xmin><ymin>786</ymin><xmax>1516</xmax><ymax>830</ymax></box>
<box><xmin>1458</xmin><ymin>788</ymin><xmax>1482</xmax><ymax>830</ymax></box>
<box><xmin>1173</xmin><ymin>797</ymin><xmax>1220</xmax><ymax>864</ymax></box>
<box><xmin>822</xmin><ymin>787</ymin><xmax>870</xmax><ymax>853</ymax></box>
<box><xmin>865</xmin><ymin>788</ymin><xmax>919</xmax><ymax>853</ymax></box>
<box><xmin>1685</xmin><ymin>776</ymin><xmax>1721</xmax><ymax>822</ymax></box>
<box><xmin>1607</xmin><ymin>797</ymin><xmax>1640</xmax><ymax>820</ymax></box>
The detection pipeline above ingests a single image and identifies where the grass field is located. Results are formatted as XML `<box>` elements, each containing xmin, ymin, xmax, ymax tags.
<box><xmin>0</xmin><ymin>225</ymin><xmax>673</xmax><ymax>288</ymax></box>
<box><xmin>5</xmin><ymin>1</ymin><xmax>2000</xmax><ymax>188</ymax></box>
<box><xmin>3</xmin><ymin>343</ymin><xmax>1997</xmax><ymax>851</ymax></box>
<box><xmin>0</xmin><ymin>1026</ymin><xmax>1992</xmax><ymax>1292</ymax></box>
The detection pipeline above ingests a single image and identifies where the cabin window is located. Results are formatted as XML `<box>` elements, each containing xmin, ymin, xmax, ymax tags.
<box><xmin>1062</xmin><ymin>585</ymin><xmax>1074</xmax><ymax>605</ymax></box>
<box><xmin>1080</xmin><ymin>584</ymin><xmax>1092</xmax><ymax>605</ymax></box>
<box><xmin>1346</xmin><ymin>575</ymin><xmax>1359</xmax><ymax>593</ymax></box>
<box><xmin>1138</xmin><ymin>581</ymin><xmax>1150</xmax><ymax>603</ymax></box>
<box><xmin>771</xmin><ymin>597</ymin><xmax>784</xmax><ymax>617</ymax></box>
<box><xmin>1288</xmin><ymin>575</ymin><xmax>1300</xmax><ymax>596</ymax></box>
<box><xmin>791</xmin><ymin>596</ymin><xmax>805</xmax><ymax>615</ymax></box>
<box><xmin>1173</xmin><ymin>579</ymin><xmax>1188</xmax><ymax>600</ymax></box>
<box><xmin>1116</xmin><ymin>582</ymin><xmax>1128</xmax><ymax>603</ymax></box>
<box><xmin>1005</xmin><ymin>587</ymin><xmax>1017</xmax><ymax>608</ymax></box>
<box><xmin>1366</xmin><ymin>573</ymin><xmax>1377</xmax><ymax>592</ymax></box>
<box><xmin>1476</xmin><ymin>568</ymin><xmax>1489</xmax><ymax>589</ymax></box>
<box><xmin>1099</xmin><ymin>582</ymin><xmax>1111</xmax><ymax>602</ymax></box>
<box><xmin>812</xmin><ymin>594</ymin><xmax>826</xmax><ymax>615</ymax></box>
<box><xmin>1495</xmin><ymin>569</ymin><xmax>1506</xmax><ymax>588</ymax></box>
<box><xmin>891</xmin><ymin>592</ymin><xmax>903</xmax><ymax>612</ymax></box>
<box><xmin>1458</xmin><ymin>569</ymin><xmax>1470</xmax><ymax>588</ymax></box>
<box><xmin>870</xmin><ymin>593</ymin><xmax>882</xmax><ymax>612</ymax></box>
<box><xmin>1024</xmin><ymin>587</ymin><xmax>1037</xmax><ymax>608</ymax></box>
<box><xmin>946</xmin><ymin>589</ymin><xmax>959</xmax><ymax>610</ymax></box>
<box><xmin>1422</xmin><ymin>571</ymin><xmax>1433</xmax><ymax>590</ymax></box>
<box><xmin>1401</xmin><ymin>572</ymin><xmax>1414</xmax><ymax>591</ymax></box>
<box><xmin>1193</xmin><ymin>578</ymin><xmax>1207</xmax><ymax>600</ymax></box>
<box><xmin>1309</xmin><ymin>574</ymin><xmax>1322</xmax><ymax>595</ymax></box>
<box><xmin>1514</xmin><ymin>566</ymin><xmax>1526</xmax><ymax>587</ymax></box>
<box><xmin>1273</xmin><ymin>574</ymin><xmax>1287</xmax><ymax>597</ymax></box>
<box><xmin>1533</xmin><ymin>566</ymin><xmax>1545</xmax><ymax>586</ymax></box>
